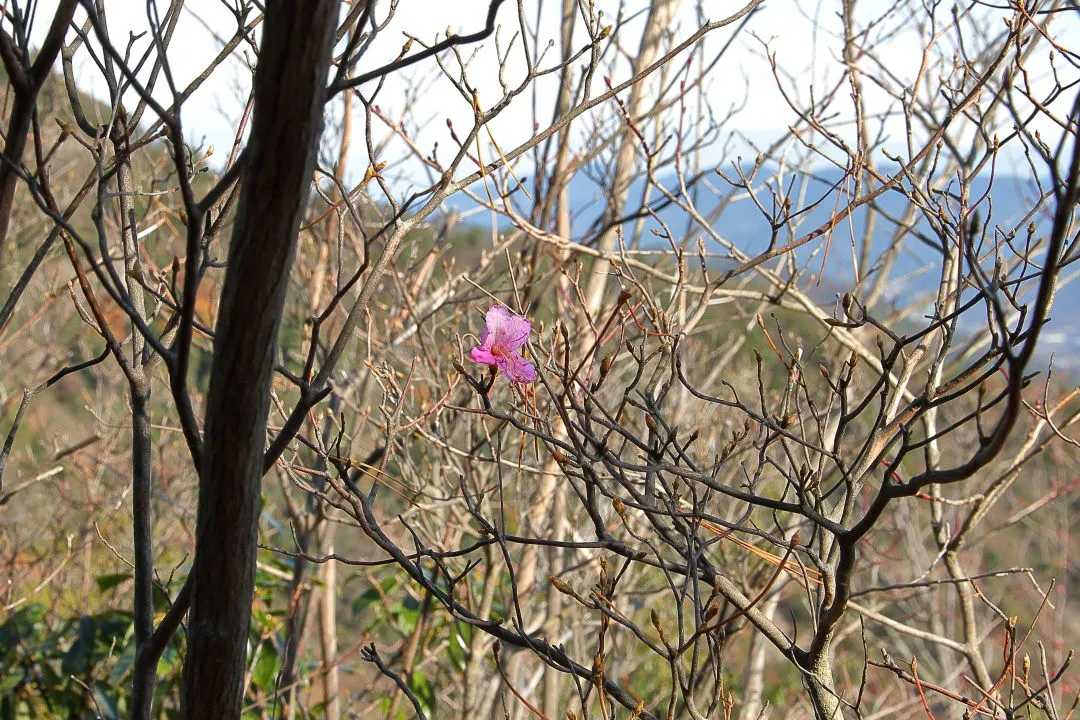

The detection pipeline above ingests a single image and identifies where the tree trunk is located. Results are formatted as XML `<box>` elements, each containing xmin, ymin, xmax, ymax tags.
<box><xmin>739</xmin><ymin>578</ymin><xmax>787</xmax><ymax>720</ymax></box>
<box><xmin>582</xmin><ymin>0</ymin><xmax>678</xmax><ymax>318</ymax></box>
<box><xmin>180</xmin><ymin>3</ymin><xmax>338</xmax><ymax>718</ymax></box>
<box><xmin>0</xmin><ymin>0</ymin><xmax>78</xmax><ymax>269</ymax></box>
<box><xmin>319</xmin><ymin>528</ymin><xmax>341</xmax><ymax>720</ymax></box>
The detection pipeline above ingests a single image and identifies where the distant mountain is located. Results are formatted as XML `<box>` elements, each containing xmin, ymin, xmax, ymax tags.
<box><xmin>450</xmin><ymin>165</ymin><xmax>1078</xmax><ymax>369</ymax></box>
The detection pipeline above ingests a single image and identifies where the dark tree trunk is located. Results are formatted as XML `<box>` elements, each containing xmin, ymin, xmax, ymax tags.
<box><xmin>0</xmin><ymin>0</ymin><xmax>78</xmax><ymax>269</ymax></box>
<box><xmin>180</xmin><ymin>3</ymin><xmax>338</xmax><ymax>717</ymax></box>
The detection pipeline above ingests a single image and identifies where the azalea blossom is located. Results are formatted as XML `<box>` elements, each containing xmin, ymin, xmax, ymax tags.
<box><xmin>470</xmin><ymin>305</ymin><xmax>536</xmax><ymax>384</ymax></box>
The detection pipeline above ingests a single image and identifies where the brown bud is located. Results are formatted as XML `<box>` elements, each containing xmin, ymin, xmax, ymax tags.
<box><xmin>550</xmin><ymin>575</ymin><xmax>576</xmax><ymax>597</ymax></box>
<box><xmin>645</xmin><ymin>414</ymin><xmax>658</xmax><ymax>433</ymax></box>
<box><xmin>600</xmin><ymin>353</ymin><xmax>614</xmax><ymax>376</ymax></box>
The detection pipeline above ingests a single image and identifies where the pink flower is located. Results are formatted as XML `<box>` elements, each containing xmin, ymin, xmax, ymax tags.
<box><xmin>470</xmin><ymin>305</ymin><xmax>536</xmax><ymax>384</ymax></box>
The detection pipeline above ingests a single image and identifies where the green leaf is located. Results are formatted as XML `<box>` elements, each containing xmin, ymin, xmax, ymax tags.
<box><xmin>251</xmin><ymin>643</ymin><xmax>280</xmax><ymax>690</ymax></box>
<box><xmin>156</xmin><ymin>640</ymin><xmax>181</xmax><ymax>677</ymax></box>
<box><xmin>251</xmin><ymin>608</ymin><xmax>275</xmax><ymax>634</ymax></box>
<box><xmin>0</xmin><ymin>604</ymin><xmax>45</xmax><ymax>654</ymax></box>
<box><xmin>108</xmin><ymin>639</ymin><xmax>136</xmax><ymax>686</ymax></box>
<box><xmin>390</xmin><ymin>594</ymin><xmax>422</xmax><ymax>635</ymax></box>
<box><xmin>376</xmin><ymin>697</ymin><xmax>408</xmax><ymax>720</ymax></box>
<box><xmin>447</xmin><ymin>621</ymin><xmax>472</xmax><ymax>671</ymax></box>
<box><xmin>152</xmin><ymin>584</ymin><xmax>172</xmax><ymax>612</ymax></box>
<box><xmin>0</xmin><ymin>671</ymin><xmax>22</xmax><ymax>695</ymax></box>
<box><xmin>351</xmin><ymin>575</ymin><xmax>400</xmax><ymax>619</ymax></box>
<box><xmin>94</xmin><ymin>573</ymin><xmax>133</xmax><ymax>593</ymax></box>
<box><xmin>351</xmin><ymin>586</ymin><xmax>381</xmax><ymax>617</ymax></box>
<box><xmin>61</xmin><ymin>616</ymin><xmax>96</xmax><ymax>676</ymax></box>
<box><xmin>91</xmin><ymin>684</ymin><xmax>119</xmax><ymax>719</ymax></box>
<box><xmin>93</xmin><ymin>611</ymin><xmax>133</xmax><ymax>655</ymax></box>
<box><xmin>407</xmin><ymin>670</ymin><xmax>436</xmax><ymax>718</ymax></box>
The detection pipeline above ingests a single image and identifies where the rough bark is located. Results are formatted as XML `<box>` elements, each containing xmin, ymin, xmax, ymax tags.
<box><xmin>180</xmin><ymin>3</ymin><xmax>338</xmax><ymax>718</ymax></box>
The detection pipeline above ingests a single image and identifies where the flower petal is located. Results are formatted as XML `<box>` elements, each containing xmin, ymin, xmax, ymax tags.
<box><xmin>500</xmin><ymin>314</ymin><xmax>532</xmax><ymax>350</ymax></box>
<box><xmin>496</xmin><ymin>351</ymin><xmax>536</xmax><ymax>384</ymax></box>
<box><xmin>485</xmin><ymin>305</ymin><xmax>531</xmax><ymax>349</ymax></box>
<box><xmin>484</xmin><ymin>305</ymin><xmax>513</xmax><ymax>338</ymax></box>
<box><xmin>470</xmin><ymin>346</ymin><xmax>497</xmax><ymax>366</ymax></box>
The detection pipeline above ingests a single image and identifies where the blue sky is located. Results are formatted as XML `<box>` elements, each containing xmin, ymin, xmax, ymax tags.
<box><xmin>31</xmin><ymin>0</ymin><xmax>1075</xmax><ymax>189</ymax></box>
